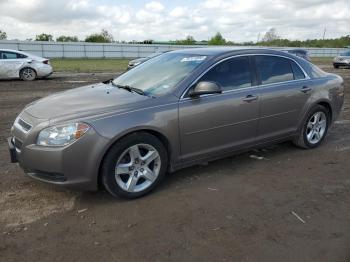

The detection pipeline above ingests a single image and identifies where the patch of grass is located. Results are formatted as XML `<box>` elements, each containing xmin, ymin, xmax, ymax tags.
<box><xmin>51</xmin><ymin>58</ymin><xmax>130</xmax><ymax>73</ymax></box>
<box><xmin>311</xmin><ymin>57</ymin><xmax>333</xmax><ymax>64</ymax></box>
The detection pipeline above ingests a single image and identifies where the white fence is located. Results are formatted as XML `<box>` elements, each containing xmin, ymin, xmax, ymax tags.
<box><xmin>0</xmin><ymin>40</ymin><xmax>348</xmax><ymax>58</ymax></box>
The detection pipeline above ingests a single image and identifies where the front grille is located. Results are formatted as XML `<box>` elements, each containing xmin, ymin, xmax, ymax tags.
<box><xmin>17</xmin><ymin>118</ymin><xmax>32</xmax><ymax>132</ymax></box>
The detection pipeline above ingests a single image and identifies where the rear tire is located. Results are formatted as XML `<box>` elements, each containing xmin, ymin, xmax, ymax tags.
<box><xmin>333</xmin><ymin>65</ymin><xmax>339</xmax><ymax>69</ymax></box>
<box><xmin>20</xmin><ymin>68</ymin><xmax>37</xmax><ymax>81</ymax></box>
<box><xmin>101</xmin><ymin>132</ymin><xmax>168</xmax><ymax>199</ymax></box>
<box><xmin>293</xmin><ymin>105</ymin><xmax>330</xmax><ymax>149</ymax></box>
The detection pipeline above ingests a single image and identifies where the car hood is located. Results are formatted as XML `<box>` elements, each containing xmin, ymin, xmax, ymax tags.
<box><xmin>336</xmin><ymin>56</ymin><xmax>350</xmax><ymax>59</ymax></box>
<box><xmin>24</xmin><ymin>82</ymin><xmax>150</xmax><ymax>121</ymax></box>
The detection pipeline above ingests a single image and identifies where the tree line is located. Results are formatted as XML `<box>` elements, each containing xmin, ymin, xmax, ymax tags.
<box><xmin>0</xmin><ymin>28</ymin><xmax>349</xmax><ymax>48</ymax></box>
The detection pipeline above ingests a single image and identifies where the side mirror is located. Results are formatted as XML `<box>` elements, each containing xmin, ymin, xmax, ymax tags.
<box><xmin>189</xmin><ymin>81</ymin><xmax>222</xmax><ymax>97</ymax></box>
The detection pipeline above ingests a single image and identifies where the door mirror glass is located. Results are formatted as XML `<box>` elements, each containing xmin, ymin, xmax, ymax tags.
<box><xmin>189</xmin><ymin>81</ymin><xmax>222</xmax><ymax>97</ymax></box>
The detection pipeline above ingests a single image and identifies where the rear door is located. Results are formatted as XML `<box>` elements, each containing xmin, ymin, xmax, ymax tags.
<box><xmin>0</xmin><ymin>51</ymin><xmax>27</xmax><ymax>78</ymax></box>
<box><xmin>254</xmin><ymin>55</ymin><xmax>312</xmax><ymax>141</ymax></box>
<box><xmin>179</xmin><ymin>56</ymin><xmax>260</xmax><ymax>161</ymax></box>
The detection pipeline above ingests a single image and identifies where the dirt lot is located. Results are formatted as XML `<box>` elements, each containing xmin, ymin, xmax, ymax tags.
<box><xmin>0</xmin><ymin>64</ymin><xmax>350</xmax><ymax>262</ymax></box>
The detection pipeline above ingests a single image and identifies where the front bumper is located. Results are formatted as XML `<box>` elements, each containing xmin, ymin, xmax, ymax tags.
<box><xmin>8</xmin><ymin>137</ymin><xmax>18</xmax><ymax>163</ymax></box>
<box><xmin>36</xmin><ymin>65</ymin><xmax>53</xmax><ymax>77</ymax></box>
<box><xmin>333</xmin><ymin>62</ymin><xmax>350</xmax><ymax>67</ymax></box>
<box><xmin>8</xmin><ymin>126</ymin><xmax>110</xmax><ymax>191</ymax></box>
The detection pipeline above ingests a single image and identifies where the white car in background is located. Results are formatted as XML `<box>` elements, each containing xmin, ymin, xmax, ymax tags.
<box><xmin>0</xmin><ymin>49</ymin><xmax>53</xmax><ymax>81</ymax></box>
<box><xmin>333</xmin><ymin>50</ymin><xmax>350</xmax><ymax>69</ymax></box>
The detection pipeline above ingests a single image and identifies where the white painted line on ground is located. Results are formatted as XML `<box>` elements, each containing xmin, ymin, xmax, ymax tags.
<box><xmin>335</xmin><ymin>120</ymin><xmax>350</xmax><ymax>125</ymax></box>
<box><xmin>335</xmin><ymin>145</ymin><xmax>350</xmax><ymax>152</ymax></box>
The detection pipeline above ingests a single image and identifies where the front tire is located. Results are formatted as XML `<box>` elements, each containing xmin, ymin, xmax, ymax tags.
<box><xmin>20</xmin><ymin>68</ymin><xmax>37</xmax><ymax>81</ymax></box>
<box><xmin>101</xmin><ymin>132</ymin><xmax>168</xmax><ymax>199</ymax></box>
<box><xmin>293</xmin><ymin>105</ymin><xmax>330</xmax><ymax>149</ymax></box>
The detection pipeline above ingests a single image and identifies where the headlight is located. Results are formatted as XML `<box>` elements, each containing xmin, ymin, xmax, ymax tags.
<box><xmin>37</xmin><ymin>122</ymin><xmax>90</xmax><ymax>146</ymax></box>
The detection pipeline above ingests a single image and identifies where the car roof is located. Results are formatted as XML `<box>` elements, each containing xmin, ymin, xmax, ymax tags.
<box><xmin>169</xmin><ymin>47</ymin><xmax>301</xmax><ymax>59</ymax></box>
<box><xmin>0</xmin><ymin>48</ymin><xmax>25</xmax><ymax>53</ymax></box>
<box><xmin>0</xmin><ymin>48</ymin><xmax>30</xmax><ymax>55</ymax></box>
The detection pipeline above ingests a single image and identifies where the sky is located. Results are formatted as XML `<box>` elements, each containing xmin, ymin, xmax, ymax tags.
<box><xmin>0</xmin><ymin>0</ymin><xmax>349</xmax><ymax>42</ymax></box>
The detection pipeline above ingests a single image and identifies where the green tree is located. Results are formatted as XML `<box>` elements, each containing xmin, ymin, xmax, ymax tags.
<box><xmin>0</xmin><ymin>29</ymin><xmax>7</xmax><ymax>40</ymax></box>
<box><xmin>262</xmin><ymin>28</ymin><xmax>280</xmax><ymax>42</ymax></box>
<box><xmin>208</xmin><ymin>32</ymin><xmax>226</xmax><ymax>45</ymax></box>
<box><xmin>175</xmin><ymin>35</ymin><xmax>196</xmax><ymax>45</ymax></box>
<box><xmin>256</xmin><ymin>35</ymin><xmax>350</xmax><ymax>48</ymax></box>
<box><xmin>85</xmin><ymin>29</ymin><xmax>113</xmax><ymax>43</ymax></box>
<box><xmin>35</xmin><ymin>33</ymin><xmax>53</xmax><ymax>41</ymax></box>
<box><xmin>143</xmin><ymin>39</ymin><xmax>154</xmax><ymax>44</ymax></box>
<box><xmin>56</xmin><ymin>35</ymin><xmax>79</xmax><ymax>42</ymax></box>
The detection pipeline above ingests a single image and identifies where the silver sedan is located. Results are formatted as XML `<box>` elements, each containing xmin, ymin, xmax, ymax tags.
<box><xmin>333</xmin><ymin>50</ymin><xmax>350</xmax><ymax>68</ymax></box>
<box><xmin>0</xmin><ymin>49</ymin><xmax>53</xmax><ymax>80</ymax></box>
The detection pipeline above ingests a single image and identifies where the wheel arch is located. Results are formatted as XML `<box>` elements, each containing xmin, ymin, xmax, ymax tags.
<box><xmin>97</xmin><ymin>128</ymin><xmax>173</xmax><ymax>190</ymax></box>
<box><xmin>316</xmin><ymin>100</ymin><xmax>333</xmax><ymax>122</ymax></box>
<box><xmin>19</xmin><ymin>66</ymin><xmax>37</xmax><ymax>78</ymax></box>
<box><xmin>297</xmin><ymin>98</ymin><xmax>333</xmax><ymax>134</ymax></box>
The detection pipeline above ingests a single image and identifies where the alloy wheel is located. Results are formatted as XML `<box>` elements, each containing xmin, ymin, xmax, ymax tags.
<box><xmin>22</xmin><ymin>68</ymin><xmax>36</xmax><ymax>80</ymax></box>
<box><xmin>115</xmin><ymin>143</ymin><xmax>161</xmax><ymax>193</ymax></box>
<box><xmin>306</xmin><ymin>111</ymin><xmax>327</xmax><ymax>144</ymax></box>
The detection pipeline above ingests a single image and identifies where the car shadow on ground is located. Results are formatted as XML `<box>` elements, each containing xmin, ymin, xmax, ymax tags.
<box><xmin>77</xmin><ymin>141</ymin><xmax>300</xmax><ymax>204</ymax></box>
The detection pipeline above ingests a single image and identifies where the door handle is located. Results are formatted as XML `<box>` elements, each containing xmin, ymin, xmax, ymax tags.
<box><xmin>301</xmin><ymin>86</ymin><xmax>312</xmax><ymax>93</ymax></box>
<box><xmin>242</xmin><ymin>95</ymin><xmax>258</xmax><ymax>102</ymax></box>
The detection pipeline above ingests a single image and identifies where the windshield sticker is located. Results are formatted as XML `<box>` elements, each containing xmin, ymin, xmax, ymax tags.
<box><xmin>181</xmin><ymin>56</ymin><xmax>207</xmax><ymax>62</ymax></box>
<box><xmin>160</xmin><ymin>84</ymin><xmax>170</xmax><ymax>89</ymax></box>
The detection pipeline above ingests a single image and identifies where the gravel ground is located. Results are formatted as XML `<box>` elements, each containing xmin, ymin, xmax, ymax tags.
<box><xmin>0</xmin><ymin>65</ymin><xmax>349</xmax><ymax>262</ymax></box>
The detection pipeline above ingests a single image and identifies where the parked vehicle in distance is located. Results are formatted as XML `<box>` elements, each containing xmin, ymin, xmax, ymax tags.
<box><xmin>127</xmin><ymin>51</ymin><xmax>168</xmax><ymax>69</ymax></box>
<box><xmin>333</xmin><ymin>50</ymin><xmax>350</xmax><ymax>68</ymax></box>
<box><xmin>283</xmin><ymin>49</ymin><xmax>310</xmax><ymax>61</ymax></box>
<box><xmin>9</xmin><ymin>48</ymin><xmax>344</xmax><ymax>199</ymax></box>
<box><xmin>0</xmin><ymin>49</ymin><xmax>52</xmax><ymax>81</ymax></box>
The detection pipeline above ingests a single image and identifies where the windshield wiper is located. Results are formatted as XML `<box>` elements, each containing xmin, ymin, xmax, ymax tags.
<box><xmin>111</xmin><ymin>82</ymin><xmax>154</xmax><ymax>97</ymax></box>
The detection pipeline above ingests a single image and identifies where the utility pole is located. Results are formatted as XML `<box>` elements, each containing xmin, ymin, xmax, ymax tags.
<box><xmin>322</xmin><ymin>27</ymin><xmax>327</xmax><ymax>40</ymax></box>
<box><xmin>257</xmin><ymin>33</ymin><xmax>260</xmax><ymax>44</ymax></box>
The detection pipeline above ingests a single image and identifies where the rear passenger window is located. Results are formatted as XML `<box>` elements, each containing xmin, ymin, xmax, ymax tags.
<box><xmin>255</xmin><ymin>56</ymin><xmax>294</xmax><ymax>85</ymax></box>
<box><xmin>291</xmin><ymin>61</ymin><xmax>305</xmax><ymax>80</ymax></box>
<box><xmin>17</xmin><ymin>53</ymin><xmax>27</xmax><ymax>59</ymax></box>
<box><xmin>1</xmin><ymin>52</ymin><xmax>19</xmax><ymax>59</ymax></box>
<box><xmin>199</xmin><ymin>56</ymin><xmax>252</xmax><ymax>91</ymax></box>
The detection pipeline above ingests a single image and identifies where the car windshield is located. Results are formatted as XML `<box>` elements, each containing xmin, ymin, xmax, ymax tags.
<box><xmin>113</xmin><ymin>52</ymin><xmax>208</xmax><ymax>96</ymax></box>
<box><xmin>147</xmin><ymin>52</ymin><xmax>162</xmax><ymax>58</ymax></box>
<box><xmin>340</xmin><ymin>51</ymin><xmax>350</xmax><ymax>56</ymax></box>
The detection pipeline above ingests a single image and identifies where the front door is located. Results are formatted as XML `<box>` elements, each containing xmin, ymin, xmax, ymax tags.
<box><xmin>0</xmin><ymin>51</ymin><xmax>25</xmax><ymax>78</ymax></box>
<box><xmin>179</xmin><ymin>56</ymin><xmax>260</xmax><ymax>161</ymax></box>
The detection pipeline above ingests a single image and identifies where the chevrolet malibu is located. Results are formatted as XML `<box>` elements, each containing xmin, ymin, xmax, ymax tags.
<box><xmin>9</xmin><ymin>48</ymin><xmax>344</xmax><ymax>198</ymax></box>
<box><xmin>0</xmin><ymin>49</ymin><xmax>53</xmax><ymax>80</ymax></box>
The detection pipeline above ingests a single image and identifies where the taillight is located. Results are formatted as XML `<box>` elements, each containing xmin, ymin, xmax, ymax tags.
<box><xmin>43</xmin><ymin>60</ymin><xmax>50</xmax><ymax>65</ymax></box>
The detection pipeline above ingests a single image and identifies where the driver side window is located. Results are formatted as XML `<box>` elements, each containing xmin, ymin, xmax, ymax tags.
<box><xmin>199</xmin><ymin>56</ymin><xmax>252</xmax><ymax>92</ymax></box>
